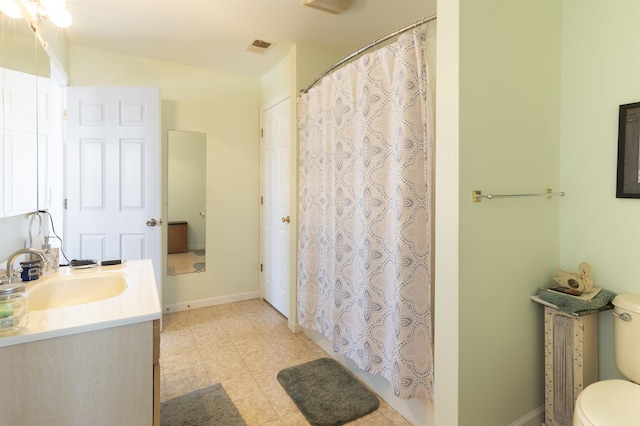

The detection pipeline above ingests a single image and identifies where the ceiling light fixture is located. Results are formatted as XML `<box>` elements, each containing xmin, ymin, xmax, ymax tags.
<box><xmin>0</xmin><ymin>0</ymin><xmax>72</xmax><ymax>28</ymax></box>
<box><xmin>302</xmin><ymin>0</ymin><xmax>355</xmax><ymax>14</ymax></box>
<box><xmin>0</xmin><ymin>0</ymin><xmax>21</xmax><ymax>18</ymax></box>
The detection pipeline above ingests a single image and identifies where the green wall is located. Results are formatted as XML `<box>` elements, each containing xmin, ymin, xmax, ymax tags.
<box><xmin>452</xmin><ymin>0</ymin><xmax>640</xmax><ymax>424</ymax></box>
<box><xmin>458</xmin><ymin>0</ymin><xmax>562</xmax><ymax>424</ymax></box>
<box><xmin>560</xmin><ymin>0</ymin><xmax>640</xmax><ymax>381</ymax></box>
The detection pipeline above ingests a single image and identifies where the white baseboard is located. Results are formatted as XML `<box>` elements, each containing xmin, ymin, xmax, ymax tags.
<box><xmin>509</xmin><ymin>405</ymin><xmax>544</xmax><ymax>426</ymax></box>
<box><xmin>162</xmin><ymin>291</ymin><xmax>261</xmax><ymax>313</ymax></box>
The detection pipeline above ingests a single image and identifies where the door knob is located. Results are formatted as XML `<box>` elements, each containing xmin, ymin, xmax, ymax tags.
<box><xmin>281</xmin><ymin>216</ymin><xmax>290</xmax><ymax>223</ymax></box>
<box><xmin>146</xmin><ymin>218</ymin><xmax>163</xmax><ymax>227</ymax></box>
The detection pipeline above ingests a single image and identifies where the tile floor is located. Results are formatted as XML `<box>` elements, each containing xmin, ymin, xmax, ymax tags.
<box><xmin>159</xmin><ymin>298</ymin><xmax>412</xmax><ymax>425</ymax></box>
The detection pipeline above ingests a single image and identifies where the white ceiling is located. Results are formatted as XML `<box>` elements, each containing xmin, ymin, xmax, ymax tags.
<box><xmin>63</xmin><ymin>0</ymin><xmax>436</xmax><ymax>77</ymax></box>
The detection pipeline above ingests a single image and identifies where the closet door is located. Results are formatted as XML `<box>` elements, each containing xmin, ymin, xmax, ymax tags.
<box><xmin>260</xmin><ymin>97</ymin><xmax>291</xmax><ymax>318</ymax></box>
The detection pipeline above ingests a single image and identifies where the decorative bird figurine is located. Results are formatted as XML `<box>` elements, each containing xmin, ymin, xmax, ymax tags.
<box><xmin>553</xmin><ymin>262</ymin><xmax>593</xmax><ymax>294</ymax></box>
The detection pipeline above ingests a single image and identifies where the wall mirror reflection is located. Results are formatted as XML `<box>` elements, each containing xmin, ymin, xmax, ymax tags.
<box><xmin>1</xmin><ymin>14</ymin><xmax>51</xmax><ymax>219</ymax></box>
<box><xmin>167</xmin><ymin>130</ymin><xmax>206</xmax><ymax>275</ymax></box>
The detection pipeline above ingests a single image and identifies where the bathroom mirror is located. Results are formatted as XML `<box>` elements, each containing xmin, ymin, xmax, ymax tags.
<box><xmin>0</xmin><ymin>14</ymin><xmax>51</xmax><ymax>218</ymax></box>
<box><xmin>167</xmin><ymin>130</ymin><xmax>206</xmax><ymax>275</ymax></box>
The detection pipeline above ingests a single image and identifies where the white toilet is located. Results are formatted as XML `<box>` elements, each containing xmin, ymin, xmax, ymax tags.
<box><xmin>573</xmin><ymin>293</ymin><xmax>640</xmax><ymax>425</ymax></box>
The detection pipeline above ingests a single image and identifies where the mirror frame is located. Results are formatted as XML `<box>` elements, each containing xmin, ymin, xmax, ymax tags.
<box><xmin>616</xmin><ymin>101</ymin><xmax>640</xmax><ymax>198</ymax></box>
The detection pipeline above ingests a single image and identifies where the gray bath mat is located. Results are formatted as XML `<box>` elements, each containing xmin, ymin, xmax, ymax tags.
<box><xmin>160</xmin><ymin>383</ymin><xmax>246</xmax><ymax>426</ymax></box>
<box><xmin>277</xmin><ymin>357</ymin><xmax>379</xmax><ymax>426</ymax></box>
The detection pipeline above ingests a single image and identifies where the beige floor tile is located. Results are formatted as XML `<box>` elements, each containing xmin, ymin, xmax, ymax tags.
<box><xmin>234</xmin><ymin>392</ymin><xmax>280</xmax><ymax>426</ymax></box>
<box><xmin>161</xmin><ymin>311</ymin><xmax>190</xmax><ymax>331</ymax></box>
<box><xmin>242</xmin><ymin>347</ymin><xmax>287</xmax><ymax>374</ymax></box>
<box><xmin>160</xmin><ymin>343</ymin><xmax>203</xmax><ymax>372</ymax></box>
<box><xmin>220</xmin><ymin>370</ymin><xmax>262</xmax><ymax>400</ymax></box>
<box><xmin>159</xmin><ymin>299</ymin><xmax>411</xmax><ymax>425</ymax></box>
<box><xmin>198</xmin><ymin>341</ymin><xmax>239</xmax><ymax>365</ymax></box>
<box><xmin>349</xmin><ymin>413</ymin><xmax>392</xmax><ymax>425</ymax></box>
<box><xmin>162</xmin><ymin>364</ymin><xmax>212</xmax><ymax>401</ymax></box>
<box><xmin>257</xmin><ymin>420</ymin><xmax>284</xmax><ymax>426</ymax></box>
<box><xmin>203</xmin><ymin>356</ymin><xmax>249</xmax><ymax>382</ymax></box>
<box><xmin>192</xmin><ymin>330</ymin><xmax>233</xmax><ymax>352</ymax></box>
<box><xmin>184</xmin><ymin>309</ymin><xmax>217</xmax><ymax>327</ymax></box>
<box><xmin>190</xmin><ymin>320</ymin><xmax>226</xmax><ymax>336</ymax></box>
<box><xmin>380</xmin><ymin>410</ymin><xmax>413</xmax><ymax>425</ymax></box>
<box><xmin>252</xmin><ymin>366</ymin><xmax>286</xmax><ymax>393</ymax></box>
<box><xmin>220</xmin><ymin>318</ymin><xmax>254</xmax><ymax>333</ymax></box>
<box><xmin>235</xmin><ymin>334</ymin><xmax>272</xmax><ymax>354</ymax></box>
<box><xmin>263</xmin><ymin>387</ymin><xmax>299</xmax><ymax>417</ymax></box>
<box><xmin>209</xmin><ymin>344</ymin><xmax>245</xmax><ymax>365</ymax></box>
<box><xmin>279</xmin><ymin>410</ymin><xmax>311</xmax><ymax>426</ymax></box>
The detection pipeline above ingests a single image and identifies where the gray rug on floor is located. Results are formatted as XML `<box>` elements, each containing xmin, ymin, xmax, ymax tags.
<box><xmin>160</xmin><ymin>383</ymin><xmax>246</xmax><ymax>426</ymax></box>
<box><xmin>277</xmin><ymin>357</ymin><xmax>379</xmax><ymax>426</ymax></box>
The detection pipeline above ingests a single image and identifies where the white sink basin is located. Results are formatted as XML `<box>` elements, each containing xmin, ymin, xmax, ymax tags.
<box><xmin>28</xmin><ymin>272</ymin><xmax>128</xmax><ymax>311</ymax></box>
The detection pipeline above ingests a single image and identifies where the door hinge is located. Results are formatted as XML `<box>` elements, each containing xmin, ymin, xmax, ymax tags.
<box><xmin>63</xmin><ymin>198</ymin><xmax>67</xmax><ymax>209</ymax></box>
<box><xmin>260</xmin><ymin>263</ymin><xmax>263</xmax><ymax>272</ymax></box>
<box><xmin>63</xmin><ymin>109</ymin><xmax>68</xmax><ymax>120</ymax></box>
<box><xmin>260</xmin><ymin>196</ymin><xmax>263</xmax><ymax>205</ymax></box>
<box><xmin>260</xmin><ymin>128</ymin><xmax>263</xmax><ymax>138</ymax></box>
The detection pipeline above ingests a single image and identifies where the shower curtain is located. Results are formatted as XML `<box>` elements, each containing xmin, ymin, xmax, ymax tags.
<box><xmin>297</xmin><ymin>30</ymin><xmax>433</xmax><ymax>400</ymax></box>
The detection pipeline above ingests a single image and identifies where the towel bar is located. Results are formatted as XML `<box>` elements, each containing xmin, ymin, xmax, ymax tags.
<box><xmin>472</xmin><ymin>188</ymin><xmax>565</xmax><ymax>203</ymax></box>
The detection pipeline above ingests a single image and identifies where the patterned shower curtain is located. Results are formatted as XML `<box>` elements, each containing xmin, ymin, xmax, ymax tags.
<box><xmin>297</xmin><ymin>30</ymin><xmax>433</xmax><ymax>400</ymax></box>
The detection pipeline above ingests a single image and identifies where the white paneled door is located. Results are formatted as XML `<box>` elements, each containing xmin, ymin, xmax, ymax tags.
<box><xmin>65</xmin><ymin>87</ymin><xmax>162</xmax><ymax>293</ymax></box>
<box><xmin>261</xmin><ymin>97</ymin><xmax>290</xmax><ymax>318</ymax></box>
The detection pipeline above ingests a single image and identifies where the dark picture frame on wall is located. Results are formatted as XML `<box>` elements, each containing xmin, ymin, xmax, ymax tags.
<box><xmin>617</xmin><ymin>102</ymin><xmax>640</xmax><ymax>198</ymax></box>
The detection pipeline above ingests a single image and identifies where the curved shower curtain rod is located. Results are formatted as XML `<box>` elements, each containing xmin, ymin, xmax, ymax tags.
<box><xmin>300</xmin><ymin>13</ymin><xmax>437</xmax><ymax>94</ymax></box>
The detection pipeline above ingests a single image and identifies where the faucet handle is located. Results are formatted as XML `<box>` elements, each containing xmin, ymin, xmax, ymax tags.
<box><xmin>10</xmin><ymin>269</ymin><xmax>22</xmax><ymax>282</ymax></box>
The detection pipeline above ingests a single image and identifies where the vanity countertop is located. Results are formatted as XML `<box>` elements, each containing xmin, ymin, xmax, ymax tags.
<box><xmin>0</xmin><ymin>259</ymin><xmax>161</xmax><ymax>348</ymax></box>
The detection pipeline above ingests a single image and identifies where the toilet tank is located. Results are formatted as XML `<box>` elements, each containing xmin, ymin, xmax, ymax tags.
<box><xmin>613</xmin><ymin>293</ymin><xmax>640</xmax><ymax>383</ymax></box>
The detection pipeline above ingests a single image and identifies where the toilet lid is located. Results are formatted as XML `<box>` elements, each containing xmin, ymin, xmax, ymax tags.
<box><xmin>576</xmin><ymin>380</ymin><xmax>640</xmax><ymax>425</ymax></box>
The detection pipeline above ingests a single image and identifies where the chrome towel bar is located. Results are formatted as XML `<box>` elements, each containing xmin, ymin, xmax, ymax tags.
<box><xmin>472</xmin><ymin>188</ymin><xmax>565</xmax><ymax>203</ymax></box>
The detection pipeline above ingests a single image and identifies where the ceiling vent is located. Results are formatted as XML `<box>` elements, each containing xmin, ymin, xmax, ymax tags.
<box><xmin>245</xmin><ymin>39</ymin><xmax>273</xmax><ymax>54</ymax></box>
<box><xmin>302</xmin><ymin>0</ymin><xmax>355</xmax><ymax>14</ymax></box>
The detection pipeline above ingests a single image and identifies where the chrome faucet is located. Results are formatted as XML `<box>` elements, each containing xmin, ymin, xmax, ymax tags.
<box><xmin>5</xmin><ymin>248</ymin><xmax>48</xmax><ymax>284</ymax></box>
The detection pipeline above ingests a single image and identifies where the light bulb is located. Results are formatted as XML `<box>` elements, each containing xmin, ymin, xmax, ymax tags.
<box><xmin>0</xmin><ymin>0</ymin><xmax>22</xmax><ymax>19</ymax></box>
<box><xmin>48</xmin><ymin>8</ymin><xmax>71</xmax><ymax>27</ymax></box>
<box><xmin>40</xmin><ymin>0</ymin><xmax>65</xmax><ymax>12</ymax></box>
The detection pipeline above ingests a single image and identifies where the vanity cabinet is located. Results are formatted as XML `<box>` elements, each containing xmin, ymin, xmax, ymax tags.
<box><xmin>153</xmin><ymin>319</ymin><xmax>161</xmax><ymax>426</ymax></box>
<box><xmin>0</xmin><ymin>320</ymin><xmax>158</xmax><ymax>425</ymax></box>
